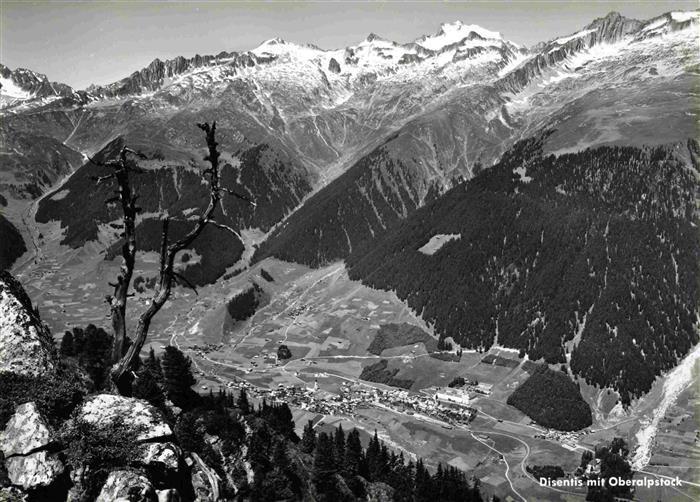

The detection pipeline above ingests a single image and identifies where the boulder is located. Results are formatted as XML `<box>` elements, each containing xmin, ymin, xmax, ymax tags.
<box><xmin>0</xmin><ymin>272</ymin><xmax>56</xmax><ymax>377</ymax></box>
<box><xmin>0</xmin><ymin>487</ymin><xmax>28</xmax><ymax>501</ymax></box>
<box><xmin>5</xmin><ymin>451</ymin><xmax>63</xmax><ymax>490</ymax></box>
<box><xmin>365</xmin><ymin>481</ymin><xmax>395</xmax><ymax>502</ymax></box>
<box><xmin>1</xmin><ymin>401</ymin><xmax>63</xmax><ymax>491</ymax></box>
<box><xmin>141</xmin><ymin>442</ymin><xmax>180</xmax><ymax>472</ymax></box>
<box><xmin>189</xmin><ymin>453</ymin><xmax>220</xmax><ymax>502</ymax></box>
<box><xmin>156</xmin><ymin>488</ymin><xmax>180</xmax><ymax>502</ymax></box>
<box><xmin>0</xmin><ymin>402</ymin><xmax>52</xmax><ymax>458</ymax></box>
<box><xmin>96</xmin><ymin>470</ymin><xmax>156</xmax><ymax>502</ymax></box>
<box><xmin>77</xmin><ymin>394</ymin><xmax>172</xmax><ymax>441</ymax></box>
<box><xmin>140</xmin><ymin>442</ymin><xmax>181</xmax><ymax>488</ymax></box>
<box><xmin>65</xmin><ymin>465</ymin><xmax>90</xmax><ymax>502</ymax></box>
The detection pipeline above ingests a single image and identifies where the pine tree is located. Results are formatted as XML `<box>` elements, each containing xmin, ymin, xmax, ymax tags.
<box><xmin>334</xmin><ymin>425</ymin><xmax>345</xmax><ymax>468</ymax></box>
<box><xmin>269</xmin><ymin>440</ymin><xmax>286</xmax><ymax>469</ymax></box>
<box><xmin>259</xmin><ymin>469</ymin><xmax>295</xmax><ymax>502</ymax></box>
<box><xmin>249</xmin><ymin>425</ymin><xmax>272</xmax><ymax>475</ymax></box>
<box><xmin>436</xmin><ymin>463</ymin><xmax>445</xmax><ymax>500</ymax></box>
<box><xmin>144</xmin><ymin>346</ymin><xmax>163</xmax><ymax>383</ymax></box>
<box><xmin>312</xmin><ymin>432</ymin><xmax>339</xmax><ymax>502</ymax></box>
<box><xmin>60</xmin><ymin>331</ymin><xmax>74</xmax><ymax>357</ymax></box>
<box><xmin>344</xmin><ymin>428</ymin><xmax>362</xmax><ymax>477</ymax></box>
<box><xmin>300</xmin><ymin>420</ymin><xmax>316</xmax><ymax>454</ymax></box>
<box><xmin>237</xmin><ymin>388</ymin><xmax>250</xmax><ymax>414</ymax></box>
<box><xmin>132</xmin><ymin>366</ymin><xmax>165</xmax><ymax>408</ymax></box>
<box><xmin>80</xmin><ymin>324</ymin><xmax>113</xmax><ymax>390</ymax></box>
<box><xmin>366</xmin><ymin>430</ymin><xmax>382</xmax><ymax>481</ymax></box>
<box><xmin>415</xmin><ymin>459</ymin><xmax>433</xmax><ymax>502</ymax></box>
<box><xmin>580</xmin><ymin>450</ymin><xmax>593</xmax><ymax>469</ymax></box>
<box><xmin>161</xmin><ymin>345</ymin><xmax>197</xmax><ymax>408</ymax></box>
<box><xmin>391</xmin><ymin>459</ymin><xmax>415</xmax><ymax>501</ymax></box>
<box><xmin>72</xmin><ymin>327</ymin><xmax>85</xmax><ymax>354</ymax></box>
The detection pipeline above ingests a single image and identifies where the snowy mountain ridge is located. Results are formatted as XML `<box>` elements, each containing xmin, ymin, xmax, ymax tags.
<box><xmin>1</xmin><ymin>10</ymin><xmax>696</xmax><ymax>118</ymax></box>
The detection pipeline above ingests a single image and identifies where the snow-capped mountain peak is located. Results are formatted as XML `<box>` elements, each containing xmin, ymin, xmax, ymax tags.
<box><xmin>364</xmin><ymin>33</ymin><xmax>390</xmax><ymax>44</ymax></box>
<box><xmin>0</xmin><ymin>64</ymin><xmax>79</xmax><ymax>107</ymax></box>
<box><xmin>417</xmin><ymin>20</ymin><xmax>504</xmax><ymax>51</ymax></box>
<box><xmin>251</xmin><ymin>37</ymin><xmax>323</xmax><ymax>58</ymax></box>
<box><xmin>637</xmin><ymin>9</ymin><xmax>699</xmax><ymax>38</ymax></box>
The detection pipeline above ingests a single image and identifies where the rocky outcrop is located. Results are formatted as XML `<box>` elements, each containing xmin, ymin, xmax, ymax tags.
<box><xmin>141</xmin><ymin>442</ymin><xmax>180</xmax><ymax>472</ymax></box>
<box><xmin>328</xmin><ymin>57</ymin><xmax>341</xmax><ymax>74</ymax></box>
<box><xmin>0</xmin><ymin>271</ymin><xmax>56</xmax><ymax>377</ymax></box>
<box><xmin>95</xmin><ymin>470</ymin><xmax>156</xmax><ymax>502</ymax></box>
<box><xmin>76</xmin><ymin>394</ymin><xmax>172</xmax><ymax>441</ymax></box>
<box><xmin>140</xmin><ymin>442</ymin><xmax>181</xmax><ymax>488</ymax></box>
<box><xmin>87</xmin><ymin>52</ymin><xmax>257</xmax><ymax>99</ymax></box>
<box><xmin>0</xmin><ymin>64</ymin><xmax>77</xmax><ymax>102</ymax></box>
<box><xmin>498</xmin><ymin>11</ymin><xmax>644</xmax><ymax>94</ymax></box>
<box><xmin>188</xmin><ymin>453</ymin><xmax>220</xmax><ymax>502</ymax></box>
<box><xmin>0</xmin><ymin>487</ymin><xmax>28</xmax><ymax>501</ymax></box>
<box><xmin>156</xmin><ymin>488</ymin><xmax>181</xmax><ymax>502</ymax></box>
<box><xmin>365</xmin><ymin>481</ymin><xmax>395</xmax><ymax>501</ymax></box>
<box><xmin>0</xmin><ymin>402</ymin><xmax>52</xmax><ymax>457</ymax></box>
<box><xmin>1</xmin><ymin>402</ymin><xmax>63</xmax><ymax>491</ymax></box>
<box><xmin>5</xmin><ymin>452</ymin><xmax>64</xmax><ymax>490</ymax></box>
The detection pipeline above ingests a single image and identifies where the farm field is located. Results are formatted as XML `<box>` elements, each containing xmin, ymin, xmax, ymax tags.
<box><xmin>12</xmin><ymin>237</ymin><xmax>700</xmax><ymax>501</ymax></box>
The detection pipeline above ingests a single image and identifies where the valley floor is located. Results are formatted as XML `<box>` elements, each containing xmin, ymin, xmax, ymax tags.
<box><xmin>13</xmin><ymin>246</ymin><xmax>700</xmax><ymax>501</ymax></box>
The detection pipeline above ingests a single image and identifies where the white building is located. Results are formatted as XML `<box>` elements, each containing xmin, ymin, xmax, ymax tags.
<box><xmin>435</xmin><ymin>387</ymin><xmax>470</xmax><ymax>406</ymax></box>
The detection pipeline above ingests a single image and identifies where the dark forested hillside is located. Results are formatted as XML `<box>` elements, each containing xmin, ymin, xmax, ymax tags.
<box><xmin>0</xmin><ymin>215</ymin><xmax>26</xmax><ymax>270</ymax></box>
<box><xmin>36</xmin><ymin>136</ymin><xmax>311</xmax><ymax>285</ymax></box>
<box><xmin>227</xmin><ymin>282</ymin><xmax>269</xmax><ymax>321</ymax></box>
<box><xmin>348</xmin><ymin>134</ymin><xmax>699</xmax><ymax>404</ymax></box>
<box><xmin>507</xmin><ymin>365</ymin><xmax>592</xmax><ymax>430</ymax></box>
<box><xmin>253</xmin><ymin>143</ymin><xmax>439</xmax><ymax>267</ymax></box>
<box><xmin>105</xmin><ymin>218</ymin><xmax>244</xmax><ymax>287</ymax></box>
<box><xmin>0</xmin><ymin>116</ymin><xmax>85</xmax><ymax>201</ymax></box>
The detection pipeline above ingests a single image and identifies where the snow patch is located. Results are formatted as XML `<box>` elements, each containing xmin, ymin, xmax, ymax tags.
<box><xmin>540</xmin><ymin>70</ymin><xmax>580</xmax><ymax>86</ymax></box>
<box><xmin>554</xmin><ymin>29</ymin><xmax>596</xmax><ymax>45</ymax></box>
<box><xmin>642</xmin><ymin>18</ymin><xmax>668</xmax><ymax>33</ymax></box>
<box><xmin>50</xmin><ymin>189</ymin><xmax>70</xmax><ymax>201</ymax></box>
<box><xmin>513</xmin><ymin>166</ymin><xmax>532</xmax><ymax>183</ymax></box>
<box><xmin>670</xmin><ymin>11</ymin><xmax>699</xmax><ymax>23</ymax></box>
<box><xmin>0</xmin><ymin>77</ymin><xmax>32</xmax><ymax>99</ymax></box>
<box><xmin>418</xmin><ymin>234</ymin><xmax>461</xmax><ymax>255</ymax></box>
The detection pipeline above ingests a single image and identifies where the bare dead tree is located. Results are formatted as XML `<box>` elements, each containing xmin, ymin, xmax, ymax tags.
<box><xmin>90</xmin><ymin>147</ymin><xmax>145</xmax><ymax>366</ymax></box>
<box><xmin>105</xmin><ymin>122</ymin><xmax>255</xmax><ymax>392</ymax></box>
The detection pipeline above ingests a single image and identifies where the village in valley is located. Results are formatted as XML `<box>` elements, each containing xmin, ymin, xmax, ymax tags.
<box><xmin>19</xmin><ymin>249</ymin><xmax>699</xmax><ymax>502</ymax></box>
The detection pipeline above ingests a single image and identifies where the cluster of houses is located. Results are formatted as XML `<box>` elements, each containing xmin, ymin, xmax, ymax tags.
<box><xmin>223</xmin><ymin>376</ymin><xmax>477</xmax><ymax>427</ymax></box>
<box><xmin>534</xmin><ymin>429</ymin><xmax>586</xmax><ymax>451</ymax></box>
<box><xmin>190</xmin><ymin>342</ymin><xmax>225</xmax><ymax>357</ymax></box>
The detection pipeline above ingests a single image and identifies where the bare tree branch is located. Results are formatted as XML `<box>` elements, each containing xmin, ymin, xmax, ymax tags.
<box><xmin>173</xmin><ymin>272</ymin><xmax>198</xmax><ymax>296</ymax></box>
<box><xmin>99</xmin><ymin>147</ymin><xmax>143</xmax><ymax>372</ymax></box>
<box><xmin>110</xmin><ymin>121</ymin><xmax>248</xmax><ymax>391</ymax></box>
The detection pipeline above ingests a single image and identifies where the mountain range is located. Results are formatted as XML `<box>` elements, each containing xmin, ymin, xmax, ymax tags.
<box><xmin>1</xmin><ymin>9</ymin><xmax>698</xmax><ymax>404</ymax></box>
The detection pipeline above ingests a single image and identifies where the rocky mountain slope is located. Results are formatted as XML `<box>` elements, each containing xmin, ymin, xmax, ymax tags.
<box><xmin>2</xmin><ymin>9</ymin><xmax>698</xmax><ymax>316</ymax></box>
<box><xmin>0</xmin><ymin>16</ymin><xmax>527</xmax><ymax>275</ymax></box>
<box><xmin>255</xmin><ymin>10</ymin><xmax>699</xmax><ymax>266</ymax></box>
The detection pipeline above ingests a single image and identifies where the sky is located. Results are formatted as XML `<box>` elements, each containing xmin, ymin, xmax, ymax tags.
<box><xmin>1</xmin><ymin>1</ymin><xmax>697</xmax><ymax>89</ymax></box>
